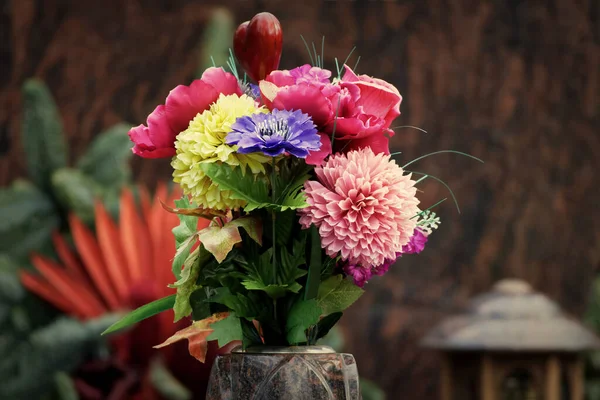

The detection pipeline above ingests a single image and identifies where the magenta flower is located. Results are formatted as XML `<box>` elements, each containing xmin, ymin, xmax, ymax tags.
<box><xmin>343</xmin><ymin>263</ymin><xmax>373</xmax><ymax>288</ymax></box>
<box><xmin>260</xmin><ymin>65</ymin><xmax>402</xmax><ymax>162</ymax></box>
<box><xmin>401</xmin><ymin>228</ymin><xmax>428</xmax><ymax>254</ymax></box>
<box><xmin>128</xmin><ymin>68</ymin><xmax>242</xmax><ymax>158</ymax></box>
<box><xmin>299</xmin><ymin>148</ymin><xmax>420</xmax><ymax>268</ymax></box>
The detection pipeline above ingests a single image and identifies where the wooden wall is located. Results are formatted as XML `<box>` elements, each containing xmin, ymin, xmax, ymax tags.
<box><xmin>1</xmin><ymin>0</ymin><xmax>599</xmax><ymax>397</ymax></box>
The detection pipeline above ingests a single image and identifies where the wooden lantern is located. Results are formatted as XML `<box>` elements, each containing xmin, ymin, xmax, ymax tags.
<box><xmin>422</xmin><ymin>279</ymin><xmax>600</xmax><ymax>400</ymax></box>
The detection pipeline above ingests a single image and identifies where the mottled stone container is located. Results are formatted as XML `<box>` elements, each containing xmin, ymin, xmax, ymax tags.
<box><xmin>206</xmin><ymin>345</ymin><xmax>361</xmax><ymax>399</ymax></box>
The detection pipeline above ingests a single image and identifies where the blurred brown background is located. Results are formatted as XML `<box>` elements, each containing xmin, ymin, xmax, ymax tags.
<box><xmin>1</xmin><ymin>0</ymin><xmax>599</xmax><ymax>398</ymax></box>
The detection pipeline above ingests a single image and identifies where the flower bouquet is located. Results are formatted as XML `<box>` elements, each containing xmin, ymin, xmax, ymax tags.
<box><xmin>104</xmin><ymin>11</ymin><xmax>481</xmax><ymax>399</ymax></box>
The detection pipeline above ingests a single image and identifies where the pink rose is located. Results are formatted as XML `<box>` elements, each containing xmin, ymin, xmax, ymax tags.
<box><xmin>128</xmin><ymin>68</ymin><xmax>242</xmax><ymax>158</ymax></box>
<box><xmin>259</xmin><ymin>64</ymin><xmax>402</xmax><ymax>164</ymax></box>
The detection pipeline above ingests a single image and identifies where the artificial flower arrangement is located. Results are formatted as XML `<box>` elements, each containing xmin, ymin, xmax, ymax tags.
<box><xmin>104</xmin><ymin>12</ymin><xmax>480</xmax><ymax>362</ymax></box>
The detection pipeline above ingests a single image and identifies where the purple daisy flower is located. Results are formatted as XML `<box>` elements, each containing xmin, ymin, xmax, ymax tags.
<box><xmin>226</xmin><ymin>109</ymin><xmax>321</xmax><ymax>158</ymax></box>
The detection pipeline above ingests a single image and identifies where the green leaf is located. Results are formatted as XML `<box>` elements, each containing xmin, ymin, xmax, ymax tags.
<box><xmin>171</xmin><ymin>197</ymin><xmax>200</xmax><ymax>280</ymax></box>
<box><xmin>360</xmin><ymin>378</ymin><xmax>386</xmax><ymax>400</ymax></box>
<box><xmin>0</xmin><ymin>181</ymin><xmax>59</xmax><ymax>263</ymax></box>
<box><xmin>240</xmin><ymin>318</ymin><xmax>263</xmax><ymax>349</ymax></box>
<box><xmin>21</xmin><ymin>79</ymin><xmax>67</xmax><ymax>190</ymax></box>
<box><xmin>206</xmin><ymin>313</ymin><xmax>243</xmax><ymax>348</ymax></box>
<box><xmin>228</xmin><ymin>217</ymin><xmax>263</xmax><ymax>245</ymax></box>
<box><xmin>189</xmin><ymin>289</ymin><xmax>211</xmax><ymax>321</ymax></box>
<box><xmin>201</xmin><ymin>163</ymin><xmax>308</xmax><ymax>211</ymax></box>
<box><xmin>201</xmin><ymin>163</ymin><xmax>270</xmax><ymax>211</ymax></box>
<box><xmin>76</xmin><ymin>123</ymin><xmax>133</xmax><ymax>188</ymax></box>
<box><xmin>239</xmin><ymin>244</ymin><xmax>306</xmax><ymax>300</ymax></box>
<box><xmin>0</xmin><ymin>315</ymin><xmax>118</xmax><ymax>399</ymax></box>
<box><xmin>241</xmin><ymin>282</ymin><xmax>299</xmax><ymax>299</ymax></box>
<box><xmin>285</xmin><ymin>299</ymin><xmax>322</xmax><ymax>344</ymax></box>
<box><xmin>172</xmin><ymin>236</ymin><xmax>199</xmax><ymax>283</ymax></box>
<box><xmin>198</xmin><ymin>217</ymin><xmax>262</xmax><ymax>263</ymax></box>
<box><xmin>317</xmin><ymin>275</ymin><xmax>364</xmax><ymax>315</ymax></box>
<box><xmin>172</xmin><ymin>197</ymin><xmax>198</xmax><ymax>242</ymax></box>
<box><xmin>207</xmin><ymin>288</ymin><xmax>263</xmax><ymax>319</ymax></box>
<box><xmin>102</xmin><ymin>295</ymin><xmax>175</xmax><ymax>335</ymax></box>
<box><xmin>314</xmin><ymin>312</ymin><xmax>343</xmax><ymax>342</ymax></box>
<box><xmin>304</xmin><ymin>225</ymin><xmax>321</xmax><ymax>300</ymax></box>
<box><xmin>53</xmin><ymin>372</ymin><xmax>79</xmax><ymax>400</ymax></box>
<box><xmin>0</xmin><ymin>256</ymin><xmax>25</xmax><ymax>303</ymax></box>
<box><xmin>51</xmin><ymin>168</ymin><xmax>102</xmax><ymax>225</ymax></box>
<box><xmin>173</xmin><ymin>248</ymin><xmax>212</xmax><ymax>322</ymax></box>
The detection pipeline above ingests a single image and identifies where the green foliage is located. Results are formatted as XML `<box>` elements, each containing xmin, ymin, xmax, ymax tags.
<box><xmin>53</xmin><ymin>372</ymin><xmax>79</xmax><ymax>400</ymax></box>
<box><xmin>304</xmin><ymin>225</ymin><xmax>322</xmax><ymax>300</ymax></box>
<box><xmin>21</xmin><ymin>79</ymin><xmax>68</xmax><ymax>190</ymax></box>
<box><xmin>360</xmin><ymin>378</ymin><xmax>387</xmax><ymax>400</ymax></box>
<box><xmin>206</xmin><ymin>288</ymin><xmax>265</xmax><ymax>320</ymax></box>
<box><xmin>198</xmin><ymin>217</ymin><xmax>262</xmax><ymax>263</ymax></box>
<box><xmin>76</xmin><ymin>123</ymin><xmax>133</xmax><ymax>187</ymax></box>
<box><xmin>313</xmin><ymin>312</ymin><xmax>343</xmax><ymax>342</ymax></box>
<box><xmin>51</xmin><ymin>168</ymin><xmax>102</xmax><ymax>225</ymax></box>
<box><xmin>317</xmin><ymin>275</ymin><xmax>364</xmax><ymax>315</ymax></box>
<box><xmin>286</xmin><ymin>299</ymin><xmax>322</xmax><ymax>344</ymax></box>
<box><xmin>173</xmin><ymin>248</ymin><xmax>212</xmax><ymax>322</ymax></box>
<box><xmin>171</xmin><ymin>197</ymin><xmax>200</xmax><ymax>280</ymax></box>
<box><xmin>206</xmin><ymin>313</ymin><xmax>243</xmax><ymax>348</ymax></box>
<box><xmin>0</xmin><ymin>315</ymin><xmax>117</xmax><ymax>400</ymax></box>
<box><xmin>198</xmin><ymin>8</ymin><xmax>234</xmax><ymax>73</ymax></box>
<box><xmin>240</xmin><ymin>243</ymin><xmax>307</xmax><ymax>299</ymax></box>
<box><xmin>201</xmin><ymin>163</ymin><xmax>308</xmax><ymax>212</ymax></box>
<box><xmin>102</xmin><ymin>295</ymin><xmax>176</xmax><ymax>335</ymax></box>
<box><xmin>0</xmin><ymin>181</ymin><xmax>59</xmax><ymax>264</ymax></box>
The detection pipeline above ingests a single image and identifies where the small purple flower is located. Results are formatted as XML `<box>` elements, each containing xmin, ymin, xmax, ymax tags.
<box><xmin>344</xmin><ymin>263</ymin><xmax>373</xmax><ymax>288</ymax></box>
<box><xmin>290</xmin><ymin>65</ymin><xmax>332</xmax><ymax>87</ymax></box>
<box><xmin>401</xmin><ymin>228</ymin><xmax>428</xmax><ymax>255</ymax></box>
<box><xmin>227</xmin><ymin>109</ymin><xmax>321</xmax><ymax>158</ymax></box>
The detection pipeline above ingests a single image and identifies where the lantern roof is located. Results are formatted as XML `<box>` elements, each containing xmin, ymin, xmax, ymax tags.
<box><xmin>422</xmin><ymin>279</ymin><xmax>600</xmax><ymax>352</ymax></box>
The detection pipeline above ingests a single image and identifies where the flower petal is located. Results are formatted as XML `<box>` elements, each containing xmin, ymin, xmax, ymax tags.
<box><xmin>306</xmin><ymin>133</ymin><xmax>332</xmax><ymax>166</ymax></box>
<box><xmin>201</xmin><ymin>67</ymin><xmax>243</xmax><ymax>96</ymax></box>
<box><xmin>165</xmin><ymin>81</ymin><xmax>220</xmax><ymax>134</ymax></box>
<box><xmin>271</xmin><ymin>84</ymin><xmax>333</xmax><ymax>127</ymax></box>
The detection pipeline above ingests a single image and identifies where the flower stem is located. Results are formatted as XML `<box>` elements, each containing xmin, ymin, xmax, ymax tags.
<box><xmin>271</xmin><ymin>157</ymin><xmax>276</xmax><ymax>280</ymax></box>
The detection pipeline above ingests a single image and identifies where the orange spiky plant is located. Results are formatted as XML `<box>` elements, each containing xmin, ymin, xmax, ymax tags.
<box><xmin>20</xmin><ymin>183</ymin><xmax>221</xmax><ymax>399</ymax></box>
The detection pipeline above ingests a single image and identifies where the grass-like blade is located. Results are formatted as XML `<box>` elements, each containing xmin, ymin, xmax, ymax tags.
<box><xmin>391</xmin><ymin>125</ymin><xmax>428</xmax><ymax>134</ymax></box>
<box><xmin>102</xmin><ymin>294</ymin><xmax>176</xmax><ymax>335</ymax></box>
<box><xmin>408</xmin><ymin>169</ymin><xmax>461</xmax><ymax>213</ymax></box>
<box><xmin>411</xmin><ymin>198</ymin><xmax>447</xmax><ymax>219</ymax></box>
<box><xmin>402</xmin><ymin>150</ymin><xmax>484</xmax><ymax>169</ymax></box>
<box><xmin>353</xmin><ymin>55</ymin><xmax>361</xmax><ymax>72</ymax></box>
<box><xmin>300</xmin><ymin>35</ymin><xmax>315</xmax><ymax>66</ymax></box>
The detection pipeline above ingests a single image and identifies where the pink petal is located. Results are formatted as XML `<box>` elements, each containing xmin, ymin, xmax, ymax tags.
<box><xmin>201</xmin><ymin>67</ymin><xmax>243</xmax><ymax>96</ymax></box>
<box><xmin>272</xmin><ymin>84</ymin><xmax>333</xmax><ymax>127</ymax></box>
<box><xmin>306</xmin><ymin>133</ymin><xmax>332</xmax><ymax>166</ymax></box>
<box><xmin>329</xmin><ymin>115</ymin><xmax>386</xmax><ymax>140</ymax></box>
<box><xmin>165</xmin><ymin>80</ymin><xmax>219</xmax><ymax>134</ymax></box>
<box><xmin>336</xmin><ymin>131</ymin><xmax>391</xmax><ymax>155</ymax></box>
<box><xmin>265</xmin><ymin>69</ymin><xmax>295</xmax><ymax>87</ymax></box>
<box><xmin>147</xmin><ymin>105</ymin><xmax>176</xmax><ymax>148</ymax></box>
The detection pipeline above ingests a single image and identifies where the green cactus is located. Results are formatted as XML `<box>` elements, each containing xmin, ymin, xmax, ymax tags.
<box><xmin>21</xmin><ymin>80</ymin><xmax>68</xmax><ymax>191</ymax></box>
<box><xmin>198</xmin><ymin>8</ymin><xmax>235</xmax><ymax>74</ymax></box>
<box><xmin>0</xmin><ymin>79</ymin><xmax>134</xmax><ymax>264</ymax></box>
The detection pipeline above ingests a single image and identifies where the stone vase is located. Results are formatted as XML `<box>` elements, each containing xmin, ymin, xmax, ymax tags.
<box><xmin>205</xmin><ymin>345</ymin><xmax>361</xmax><ymax>399</ymax></box>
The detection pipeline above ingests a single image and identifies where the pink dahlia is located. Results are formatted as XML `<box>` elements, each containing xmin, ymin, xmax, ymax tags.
<box><xmin>128</xmin><ymin>68</ymin><xmax>242</xmax><ymax>158</ymax></box>
<box><xmin>299</xmin><ymin>147</ymin><xmax>420</xmax><ymax>268</ymax></box>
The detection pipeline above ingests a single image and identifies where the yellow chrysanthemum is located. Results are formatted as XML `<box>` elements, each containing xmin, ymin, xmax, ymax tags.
<box><xmin>172</xmin><ymin>94</ymin><xmax>269</xmax><ymax>210</ymax></box>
